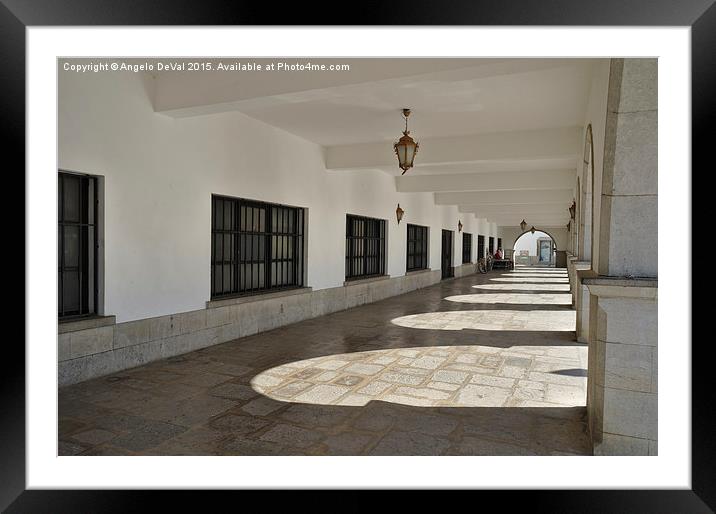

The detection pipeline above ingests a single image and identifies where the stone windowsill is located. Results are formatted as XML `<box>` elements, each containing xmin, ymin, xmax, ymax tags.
<box><xmin>206</xmin><ymin>287</ymin><xmax>313</xmax><ymax>309</ymax></box>
<box><xmin>58</xmin><ymin>315</ymin><xmax>116</xmax><ymax>334</ymax></box>
<box><xmin>343</xmin><ymin>275</ymin><xmax>391</xmax><ymax>287</ymax></box>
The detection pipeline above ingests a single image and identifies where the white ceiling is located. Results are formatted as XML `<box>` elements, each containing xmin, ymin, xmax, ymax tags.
<box><xmin>153</xmin><ymin>58</ymin><xmax>600</xmax><ymax>227</ymax></box>
<box><xmin>156</xmin><ymin>58</ymin><xmax>594</xmax><ymax>147</ymax></box>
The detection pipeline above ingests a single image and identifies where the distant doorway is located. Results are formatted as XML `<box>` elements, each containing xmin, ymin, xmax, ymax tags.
<box><xmin>539</xmin><ymin>239</ymin><xmax>553</xmax><ymax>262</ymax></box>
<box><xmin>441</xmin><ymin>229</ymin><xmax>454</xmax><ymax>279</ymax></box>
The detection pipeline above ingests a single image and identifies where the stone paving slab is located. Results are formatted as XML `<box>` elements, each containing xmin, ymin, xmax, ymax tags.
<box><xmin>59</xmin><ymin>266</ymin><xmax>590</xmax><ymax>456</ymax></box>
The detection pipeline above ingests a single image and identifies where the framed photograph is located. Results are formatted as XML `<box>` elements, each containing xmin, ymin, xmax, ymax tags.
<box><xmin>4</xmin><ymin>0</ymin><xmax>709</xmax><ymax>510</ymax></box>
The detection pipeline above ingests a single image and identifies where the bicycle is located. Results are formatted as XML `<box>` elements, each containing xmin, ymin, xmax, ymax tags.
<box><xmin>477</xmin><ymin>254</ymin><xmax>493</xmax><ymax>274</ymax></box>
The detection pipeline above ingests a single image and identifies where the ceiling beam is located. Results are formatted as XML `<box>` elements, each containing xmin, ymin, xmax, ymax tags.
<box><xmin>458</xmin><ymin>204</ymin><xmax>571</xmax><ymax>219</ymax></box>
<box><xmin>486</xmin><ymin>215</ymin><xmax>569</xmax><ymax>224</ymax></box>
<box><xmin>396</xmin><ymin>169</ymin><xmax>574</xmax><ymax>193</ymax></box>
<box><xmin>435</xmin><ymin>189</ymin><xmax>573</xmax><ymax>206</ymax></box>
<box><xmin>325</xmin><ymin>127</ymin><xmax>581</xmax><ymax>171</ymax></box>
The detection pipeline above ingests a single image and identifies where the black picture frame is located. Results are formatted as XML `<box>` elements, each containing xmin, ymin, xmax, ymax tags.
<box><xmin>4</xmin><ymin>0</ymin><xmax>709</xmax><ymax>510</ymax></box>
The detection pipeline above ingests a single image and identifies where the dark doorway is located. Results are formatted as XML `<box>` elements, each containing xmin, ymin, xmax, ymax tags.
<box><xmin>441</xmin><ymin>229</ymin><xmax>454</xmax><ymax>279</ymax></box>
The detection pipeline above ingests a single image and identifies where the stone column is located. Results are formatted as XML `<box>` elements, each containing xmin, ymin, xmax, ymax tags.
<box><xmin>586</xmin><ymin>58</ymin><xmax>657</xmax><ymax>455</ymax></box>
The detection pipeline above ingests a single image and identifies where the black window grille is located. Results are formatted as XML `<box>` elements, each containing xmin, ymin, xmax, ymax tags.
<box><xmin>345</xmin><ymin>214</ymin><xmax>386</xmax><ymax>280</ymax></box>
<box><xmin>211</xmin><ymin>195</ymin><xmax>305</xmax><ymax>298</ymax></box>
<box><xmin>406</xmin><ymin>224</ymin><xmax>429</xmax><ymax>271</ymax></box>
<box><xmin>478</xmin><ymin>235</ymin><xmax>485</xmax><ymax>259</ymax></box>
<box><xmin>58</xmin><ymin>172</ymin><xmax>98</xmax><ymax>319</ymax></box>
<box><xmin>489</xmin><ymin>236</ymin><xmax>495</xmax><ymax>255</ymax></box>
<box><xmin>462</xmin><ymin>233</ymin><xmax>473</xmax><ymax>264</ymax></box>
<box><xmin>498</xmin><ymin>238</ymin><xmax>503</xmax><ymax>251</ymax></box>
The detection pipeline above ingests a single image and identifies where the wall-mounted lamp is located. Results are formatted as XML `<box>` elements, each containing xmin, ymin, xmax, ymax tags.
<box><xmin>568</xmin><ymin>200</ymin><xmax>576</xmax><ymax>220</ymax></box>
<box><xmin>566</xmin><ymin>221</ymin><xmax>571</xmax><ymax>232</ymax></box>
<box><xmin>458</xmin><ymin>220</ymin><xmax>463</xmax><ymax>232</ymax></box>
<box><xmin>530</xmin><ymin>226</ymin><xmax>536</xmax><ymax>234</ymax></box>
<box><xmin>520</xmin><ymin>219</ymin><xmax>527</xmax><ymax>232</ymax></box>
<box><xmin>396</xmin><ymin>203</ymin><xmax>404</xmax><ymax>224</ymax></box>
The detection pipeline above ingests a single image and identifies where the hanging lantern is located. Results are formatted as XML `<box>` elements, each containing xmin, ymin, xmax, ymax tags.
<box><xmin>396</xmin><ymin>203</ymin><xmax>404</xmax><ymax>224</ymax></box>
<box><xmin>520</xmin><ymin>219</ymin><xmax>527</xmax><ymax>232</ymax></box>
<box><xmin>530</xmin><ymin>226</ymin><xmax>536</xmax><ymax>234</ymax></box>
<box><xmin>458</xmin><ymin>220</ymin><xmax>463</xmax><ymax>232</ymax></box>
<box><xmin>393</xmin><ymin>108</ymin><xmax>419</xmax><ymax>174</ymax></box>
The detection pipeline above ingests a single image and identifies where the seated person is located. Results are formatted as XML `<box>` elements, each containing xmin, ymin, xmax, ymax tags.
<box><xmin>494</xmin><ymin>248</ymin><xmax>503</xmax><ymax>259</ymax></box>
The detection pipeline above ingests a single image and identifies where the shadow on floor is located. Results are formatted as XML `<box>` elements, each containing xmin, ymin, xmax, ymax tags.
<box><xmin>58</xmin><ymin>271</ymin><xmax>589</xmax><ymax>457</ymax></box>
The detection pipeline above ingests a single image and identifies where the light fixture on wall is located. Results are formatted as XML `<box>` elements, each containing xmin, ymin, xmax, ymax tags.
<box><xmin>393</xmin><ymin>108</ymin><xmax>419</xmax><ymax>175</ymax></box>
<box><xmin>458</xmin><ymin>220</ymin><xmax>463</xmax><ymax>232</ymax></box>
<box><xmin>568</xmin><ymin>200</ymin><xmax>576</xmax><ymax>220</ymax></box>
<box><xmin>530</xmin><ymin>226</ymin><xmax>536</xmax><ymax>234</ymax></box>
<box><xmin>396</xmin><ymin>203</ymin><xmax>404</xmax><ymax>224</ymax></box>
<box><xmin>520</xmin><ymin>219</ymin><xmax>527</xmax><ymax>232</ymax></box>
<box><xmin>567</xmin><ymin>221</ymin><xmax>571</xmax><ymax>232</ymax></box>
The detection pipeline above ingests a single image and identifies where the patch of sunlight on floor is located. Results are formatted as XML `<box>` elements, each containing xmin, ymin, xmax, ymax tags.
<box><xmin>473</xmin><ymin>283</ymin><xmax>571</xmax><ymax>292</ymax></box>
<box><xmin>499</xmin><ymin>273</ymin><xmax>568</xmax><ymax>278</ymax></box>
<box><xmin>490</xmin><ymin>277</ymin><xmax>569</xmax><ymax>283</ymax></box>
<box><xmin>510</xmin><ymin>268</ymin><xmax>566</xmax><ymax>273</ymax></box>
<box><xmin>444</xmin><ymin>293</ymin><xmax>573</xmax><ymax>305</ymax></box>
<box><xmin>390</xmin><ymin>310</ymin><xmax>575</xmax><ymax>331</ymax></box>
<box><xmin>251</xmin><ymin>344</ymin><xmax>587</xmax><ymax>408</ymax></box>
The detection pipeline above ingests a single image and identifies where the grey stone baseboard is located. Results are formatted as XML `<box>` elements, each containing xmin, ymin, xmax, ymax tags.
<box><xmin>58</xmin><ymin>268</ymin><xmax>448</xmax><ymax>386</ymax></box>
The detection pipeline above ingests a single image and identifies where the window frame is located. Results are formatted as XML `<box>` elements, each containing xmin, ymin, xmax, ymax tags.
<box><xmin>489</xmin><ymin>236</ymin><xmax>495</xmax><ymax>255</ymax></box>
<box><xmin>478</xmin><ymin>234</ymin><xmax>485</xmax><ymax>260</ymax></box>
<box><xmin>462</xmin><ymin>232</ymin><xmax>473</xmax><ymax>264</ymax></box>
<box><xmin>406</xmin><ymin>223</ymin><xmax>429</xmax><ymax>272</ymax></box>
<box><xmin>58</xmin><ymin>171</ymin><xmax>99</xmax><ymax>320</ymax></box>
<box><xmin>345</xmin><ymin>214</ymin><xmax>387</xmax><ymax>281</ymax></box>
<box><xmin>210</xmin><ymin>194</ymin><xmax>305</xmax><ymax>300</ymax></box>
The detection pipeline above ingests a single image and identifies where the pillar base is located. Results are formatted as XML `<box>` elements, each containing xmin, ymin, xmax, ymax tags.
<box><xmin>584</xmin><ymin>276</ymin><xmax>657</xmax><ymax>455</ymax></box>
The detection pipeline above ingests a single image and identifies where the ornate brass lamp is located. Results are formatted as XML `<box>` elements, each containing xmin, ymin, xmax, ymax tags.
<box><xmin>530</xmin><ymin>226</ymin><xmax>536</xmax><ymax>234</ymax></box>
<box><xmin>520</xmin><ymin>219</ymin><xmax>527</xmax><ymax>232</ymax></box>
<box><xmin>396</xmin><ymin>204</ymin><xmax>405</xmax><ymax>224</ymax></box>
<box><xmin>393</xmin><ymin>109</ymin><xmax>419</xmax><ymax>174</ymax></box>
<box><xmin>458</xmin><ymin>220</ymin><xmax>463</xmax><ymax>232</ymax></box>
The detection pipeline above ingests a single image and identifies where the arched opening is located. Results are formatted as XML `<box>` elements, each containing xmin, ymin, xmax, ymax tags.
<box><xmin>512</xmin><ymin>229</ymin><xmax>558</xmax><ymax>267</ymax></box>
<box><xmin>580</xmin><ymin>124</ymin><xmax>595</xmax><ymax>263</ymax></box>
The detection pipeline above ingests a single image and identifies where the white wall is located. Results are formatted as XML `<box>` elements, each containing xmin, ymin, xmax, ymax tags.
<box><xmin>59</xmin><ymin>70</ymin><xmax>500</xmax><ymax>323</ymax></box>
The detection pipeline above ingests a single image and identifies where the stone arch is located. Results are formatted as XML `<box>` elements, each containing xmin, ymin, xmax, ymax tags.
<box><xmin>512</xmin><ymin>229</ymin><xmax>559</xmax><ymax>266</ymax></box>
<box><xmin>580</xmin><ymin>124</ymin><xmax>595</xmax><ymax>264</ymax></box>
<box><xmin>512</xmin><ymin>228</ymin><xmax>559</xmax><ymax>250</ymax></box>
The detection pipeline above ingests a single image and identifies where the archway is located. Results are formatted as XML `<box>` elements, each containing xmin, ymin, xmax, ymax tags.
<box><xmin>580</xmin><ymin>124</ymin><xmax>595</xmax><ymax>264</ymax></box>
<box><xmin>512</xmin><ymin>229</ymin><xmax>558</xmax><ymax>267</ymax></box>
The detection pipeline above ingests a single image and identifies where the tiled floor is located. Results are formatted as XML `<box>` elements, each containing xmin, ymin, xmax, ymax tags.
<box><xmin>58</xmin><ymin>266</ymin><xmax>591</xmax><ymax>456</ymax></box>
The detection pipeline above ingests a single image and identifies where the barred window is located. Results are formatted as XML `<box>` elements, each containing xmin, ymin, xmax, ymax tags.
<box><xmin>478</xmin><ymin>235</ymin><xmax>485</xmax><ymax>260</ymax></box>
<box><xmin>489</xmin><ymin>236</ymin><xmax>495</xmax><ymax>255</ymax></box>
<box><xmin>58</xmin><ymin>172</ymin><xmax>98</xmax><ymax>318</ymax></box>
<box><xmin>345</xmin><ymin>214</ymin><xmax>386</xmax><ymax>280</ymax></box>
<box><xmin>498</xmin><ymin>237</ymin><xmax>503</xmax><ymax>251</ymax></box>
<box><xmin>211</xmin><ymin>195</ymin><xmax>305</xmax><ymax>298</ymax></box>
<box><xmin>462</xmin><ymin>233</ymin><xmax>473</xmax><ymax>264</ymax></box>
<box><xmin>407</xmin><ymin>224</ymin><xmax>429</xmax><ymax>271</ymax></box>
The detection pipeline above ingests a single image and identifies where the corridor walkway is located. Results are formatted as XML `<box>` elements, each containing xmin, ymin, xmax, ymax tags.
<box><xmin>58</xmin><ymin>266</ymin><xmax>590</xmax><ymax>456</ymax></box>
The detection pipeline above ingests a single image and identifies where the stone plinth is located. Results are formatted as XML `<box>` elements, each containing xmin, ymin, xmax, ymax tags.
<box><xmin>585</xmin><ymin>277</ymin><xmax>657</xmax><ymax>455</ymax></box>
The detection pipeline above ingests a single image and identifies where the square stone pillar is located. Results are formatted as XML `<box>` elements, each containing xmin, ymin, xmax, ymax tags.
<box><xmin>597</xmin><ymin>58</ymin><xmax>657</xmax><ymax>278</ymax></box>
<box><xmin>584</xmin><ymin>278</ymin><xmax>657</xmax><ymax>455</ymax></box>
<box><xmin>582</xmin><ymin>58</ymin><xmax>658</xmax><ymax>456</ymax></box>
<box><xmin>571</xmin><ymin>262</ymin><xmax>594</xmax><ymax>343</ymax></box>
